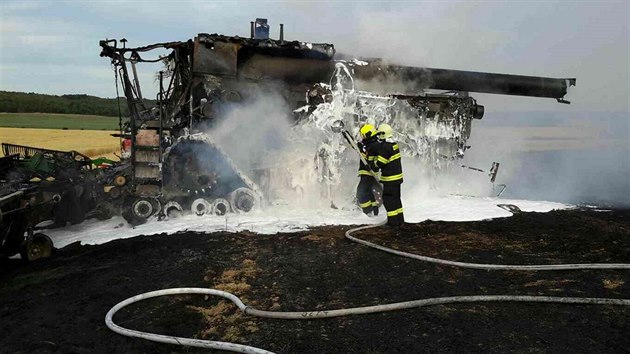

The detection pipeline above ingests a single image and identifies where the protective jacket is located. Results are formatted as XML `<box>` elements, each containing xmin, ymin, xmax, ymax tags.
<box><xmin>357</xmin><ymin>136</ymin><xmax>380</xmax><ymax>177</ymax></box>
<box><xmin>356</xmin><ymin>135</ymin><xmax>380</xmax><ymax>215</ymax></box>
<box><xmin>372</xmin><ymin>139</ymin><xmax>404</xmax><ymax>226</ymax></box>
<box><xmin>373</xmin><ymin>141</ymin><xmax>403</xmax><ymax>183</ymax></box>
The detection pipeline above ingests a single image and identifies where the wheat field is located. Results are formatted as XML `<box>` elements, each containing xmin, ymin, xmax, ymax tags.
<box><xmin>0</xmin><ymin>128</ymin><xmax>121</xmax><ymax>160</ymax></box>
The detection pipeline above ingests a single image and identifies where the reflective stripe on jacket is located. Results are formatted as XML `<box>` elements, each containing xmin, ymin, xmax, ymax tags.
<box><xmin>358</xmin><ymin>137</ymin><xmax>380</xmax><ymax>177</ymax></box>
<box><xmin>373</xmin><ymin>141</ymin><xmax>403</xmax><ymax>183</ymax></box>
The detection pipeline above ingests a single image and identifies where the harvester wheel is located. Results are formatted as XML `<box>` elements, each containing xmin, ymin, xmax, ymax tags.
<box><xmin>149</xmin><ymin>198</ymin><xmax>161</xmax><ymax>217</ymax></box>
<box><xmin>132</xmin><ymin>199</ymin><xmax>154</xmax><ymax>218</ymax></box>
<box><xmin>209</xmin><ymin>198</ymin><xmax>230</xmax><ymax>216</ymax></box>
<box><xmin>229</xmin><ymin>188</ymin><xmax>258</xmax><ymax>213</ymax></box>
<box><xmin>122</xmin><ymin>197</ymin><xmax>155</xmax><ymax>225</ymax></box>
<box><xmin>191</xmin><ymin>198</ymin><xmax>210</xmax><ymax>216</ymax></box>
<box><xmin>163</xmin><ymin>201</ymin><xmax>184</xmax><ymax>219</ymax></box>
<box><xmin>20</xmin><ymin>233</ymin><xmax>53</xmax><ymax>262</ymax></box>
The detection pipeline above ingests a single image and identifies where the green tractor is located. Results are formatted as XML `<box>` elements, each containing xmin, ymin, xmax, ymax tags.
<box><xmin>0</xmin><ymin>143</ymin><xmax>126</xmax><ymax>261</ymax></box>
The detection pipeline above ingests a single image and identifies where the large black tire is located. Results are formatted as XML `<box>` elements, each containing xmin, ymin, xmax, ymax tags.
<box><xmin>122</xmin><ymin>197</ymin><xmax>156</xmax><ymax>226</ymax></box>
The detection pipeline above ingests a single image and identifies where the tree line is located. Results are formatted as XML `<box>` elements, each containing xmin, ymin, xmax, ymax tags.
<box><xmin>0</xmin><ymin>91</ymin><xmax>132</xmax><ymax>117</ymax></box>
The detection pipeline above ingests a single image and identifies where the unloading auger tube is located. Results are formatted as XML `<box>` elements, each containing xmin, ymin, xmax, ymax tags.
<box><xmin>105</xmin><ymin>221</ymin><xmax>630</xmax><ymax>353</ymax></box>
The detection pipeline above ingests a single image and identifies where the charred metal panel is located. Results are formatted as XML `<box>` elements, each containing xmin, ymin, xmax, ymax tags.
<box><xmin>238</xmin><ymin>54</ymin><xmax>335</xmax><ymax>84</ymax></box>
<box><xmin>195</xmin><ymin>34</ymin><xmax>335</xmax><ymax>60</ymax></box>
<box><xmin>135</xmin><ymin>184</ymin><xmax>160</xmax><ymax>196</ymax></box>
<box><xmin>193</xmin><ymin>38</ymin><xmax>238</xmax><ymax>76</ymax></box>
<box><xmin>134</xmin><ymin>165</ymin><xmax>160</xmax><ymax>179</ymax></box>
<box><xmin>135</xmin><ymin>151</ymin><xmax>160</xmax><ymax>163</ymax></box>
<box><xmin>192</xmin><ymin>34</ymin><xmax>337</xmax><ymax>81</ymax></box>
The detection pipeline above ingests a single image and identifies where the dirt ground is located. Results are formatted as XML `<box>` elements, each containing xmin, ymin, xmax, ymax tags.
<box><xmin>1</xmin><ymin>208</ymin><xmax>629</xmax><ymax>353</ymax></box>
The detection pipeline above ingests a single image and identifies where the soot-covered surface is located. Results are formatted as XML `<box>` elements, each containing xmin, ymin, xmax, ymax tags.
<box><xmin>1</xmin><ymin>208</ymin><xmax>629</xmax><ymax>353</ymax></box>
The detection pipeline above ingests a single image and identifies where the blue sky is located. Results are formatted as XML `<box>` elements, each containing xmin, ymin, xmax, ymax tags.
<box><xmin>0</xmin><ymin>0</ymin><xmax>628</xmax><ymax>113</ymax></box>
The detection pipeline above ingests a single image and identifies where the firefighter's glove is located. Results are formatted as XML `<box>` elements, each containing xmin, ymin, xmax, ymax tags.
<box><xmin>357</xmin><ymin>141</ymin><xmax>367</xmax><ymax>154</ymax></box>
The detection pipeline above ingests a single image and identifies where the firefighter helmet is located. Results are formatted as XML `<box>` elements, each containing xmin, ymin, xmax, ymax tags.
<box><xmin>360</xmin><ymin>124</ymin><xmax>376</xmax><ymax>139</ymax></box>
<box><xmin>378</xmin><ymin>123</ymin><xmax>393</xmax><ymax>139</ymax></box>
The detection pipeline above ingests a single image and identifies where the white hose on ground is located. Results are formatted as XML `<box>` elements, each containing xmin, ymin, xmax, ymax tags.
<box><xmin>346</xmin><ymin>220</ymin><xmax>630</xmax><ymax>270</ymax></box>
<box><xmin>105</xmin><ymin>288</ymin><xmax>272</xmax><ymax>354</ymax></box>
<box><xmin>105</xmin><ymin>221</ymin><xmax>630</xmax><ymax>353</ymax></box>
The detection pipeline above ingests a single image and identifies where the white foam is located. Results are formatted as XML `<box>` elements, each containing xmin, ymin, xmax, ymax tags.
<box><xmin>43</xmin><ymin>195</ymin><xmax>571</xmax><ymax>249</ymax></box>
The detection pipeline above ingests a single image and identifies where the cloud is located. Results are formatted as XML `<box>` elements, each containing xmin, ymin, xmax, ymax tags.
<box><xmin>0</xmin><ymin>0</ymin><xmax>627</xmax><ymax>113</ymax></box>
<box><xmin>0</xmin><ymin>64</ymin><xmax>118</xmax><ymax>96</ymax></box>
<box><xmin>341</xmin><ymin>5</ymin><xmax>510</xmax><ymax>68</ymax></box>
<box><xmin>1</xmin><ymin>0</ymin><xmax>49</xmax><ymax>13</ymax></box>
<box><xmin>74</xmin><ymin>0</ymin><xmax>220</xmax><ymax>28</ymax></box>
<box><xmin>0</xmin><ymin>16</ymin><xmax>91</xmax><ymax>50</ymax></box>
<box><xmin>18</xmin><ymin>35</ymin><xmax>66</xmax><ymax>46</ymax></box>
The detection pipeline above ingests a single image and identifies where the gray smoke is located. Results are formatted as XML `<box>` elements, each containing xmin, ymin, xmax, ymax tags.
<box><xmin>326</xmin><ymin>3</ymin><xmax>630</xmax><ymax>208</ymax></box>
<box><xmin>212</xmin><ymin>2</ymin><xmax>629</xmax><ymax>208</ymax></box>
<box><xmin>465</xmin><ymin>111</ymin><xmax>630</xmax><ymax>207</ymax></box>
<box><xmin>208</xmin><ymin>93</ymin><xmax>293</xmax><ymax>172</ymax></box>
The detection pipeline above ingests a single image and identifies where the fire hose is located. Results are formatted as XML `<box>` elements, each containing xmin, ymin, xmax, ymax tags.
<box><xmin>105</xmin><ymin>220</ymin><xmax>630</xmax><ymax>353</ymax></box>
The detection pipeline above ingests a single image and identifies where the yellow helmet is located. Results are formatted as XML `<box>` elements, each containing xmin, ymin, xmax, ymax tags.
<box><xmin>359</xmin><ymin>124</ymin><xmax>376</xmax><ymax>139</ymax></box>
<box><xmin>377</xmin><ymin>123</ymin><xmax>393</xmax><ymax>139</ymax></box>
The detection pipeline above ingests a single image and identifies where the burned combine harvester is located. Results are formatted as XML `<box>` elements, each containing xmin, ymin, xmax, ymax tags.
<box><xmin>99</xmin><ymin>18</ymin><xmax>574</xmax><ymax>225</ymax></box>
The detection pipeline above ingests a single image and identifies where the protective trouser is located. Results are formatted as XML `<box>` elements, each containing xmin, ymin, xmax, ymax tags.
<box><xmin>356</xmin><ymin>176</ymin><xmax>379</xmax><ymax>216</ymax></box>
<box><xmin>382</xmin><ymin>181</ymin><xmax>404</xmax><ymax>226</ymax></box>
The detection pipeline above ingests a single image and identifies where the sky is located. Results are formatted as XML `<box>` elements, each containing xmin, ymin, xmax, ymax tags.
<box><xmin>0</xmin><ymin>0</ymin><xmax>628</xmax><ymax>114</ymax></box>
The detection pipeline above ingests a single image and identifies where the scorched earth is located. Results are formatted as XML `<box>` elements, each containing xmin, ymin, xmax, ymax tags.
<box><xmin>1</xmin><ymin>196</ymin><xmax>629</xmax><ymax>353</ymax></box>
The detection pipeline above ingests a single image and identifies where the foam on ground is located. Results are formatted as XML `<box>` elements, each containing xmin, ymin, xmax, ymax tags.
<box><xmin>44</xmin><ymin>195</ymin><xmax>570</xmax><ymax>249</ymax></box>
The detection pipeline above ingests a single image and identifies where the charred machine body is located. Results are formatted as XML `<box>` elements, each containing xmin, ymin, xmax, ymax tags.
<box><xmin>99</xmin><ymin>19</ymin><xmax>575</xmax><ymax>225</ymax></box>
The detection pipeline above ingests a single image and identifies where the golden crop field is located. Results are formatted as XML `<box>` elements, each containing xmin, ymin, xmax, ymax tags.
<box><xmin>0</xmin><ymin>128</ymin><xmax>121</xmax><ymax>160</ymax></box>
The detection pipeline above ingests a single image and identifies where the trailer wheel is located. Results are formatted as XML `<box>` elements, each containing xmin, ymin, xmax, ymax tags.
<box><xmin>20</xmin><ymin>233</ymin><xmax>53</xmax><ymax>262</ymax></box>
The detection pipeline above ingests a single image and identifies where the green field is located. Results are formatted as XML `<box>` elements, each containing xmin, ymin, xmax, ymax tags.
<box><xmin>0</xmin><ymin>113</ymin><xmax>123</xmax><ymax>130</ymax></box>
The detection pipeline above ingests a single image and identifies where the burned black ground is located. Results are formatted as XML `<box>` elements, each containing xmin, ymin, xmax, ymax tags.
<box><xmin>1</xmin><ymin>208</ymin><xmax>629</xmax><ymax>353</ymax></box>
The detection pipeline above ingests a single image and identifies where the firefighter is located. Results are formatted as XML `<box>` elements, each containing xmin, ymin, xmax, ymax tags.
<box><xmin>356</xmin><ymin>124</ymin><xmax>381</xmax><ymax>216</ymax></box>
<box><xmin>373</xmin><ymin>123</ymin><xmax>404</xmax><ymax>226</ymax></box>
